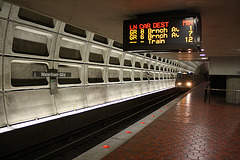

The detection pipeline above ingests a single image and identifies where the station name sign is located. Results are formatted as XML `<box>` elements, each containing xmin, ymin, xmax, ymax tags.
<box><xmin>123</xmin><ymin>15</ymin><xmax>201</xmax><ymax>52</ymax></box>
<box><xmin>33</xmin><ymin>71</ymin><xmax>71</xmax><ymax>77</ymax></box>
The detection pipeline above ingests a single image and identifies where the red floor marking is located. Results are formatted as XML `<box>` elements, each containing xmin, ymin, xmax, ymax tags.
<box><xmin>165</xmin><ymin>106</ymin><xmax>168</xmax><ymax>108</ymax></box>
<box><xmin>151</xmin><ymin>115</ymin><xmax>155</xmax><ymax>117</ymax></box>
<box><xmin>141</xmin><ymin>122</ymin><xmax>145</xmax><ymax>124</ymax></box>
<box><xmin>103</xmin><ymin>145</ymin><xmax>110</xmax><ymax>148</ymax></box>
<box><xmin>126</xmin><ymin>131</ymin><xmax>132</xmax><ymax>133</ymax></box>
<box><xmin>159</xmin><ymin>110</ymin><xmax>162</xmax><ymax>112</ymax></box>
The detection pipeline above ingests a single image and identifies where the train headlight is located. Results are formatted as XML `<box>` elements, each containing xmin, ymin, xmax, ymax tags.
<box><xmin>177</xmin><ymin>82</ymin><xmax>182</xmax><ymax>86</ymax></box>
<box><xmin>186</xmin><ymin>82</ymin><xmax>192</xmax><ymax>87</ymax></box>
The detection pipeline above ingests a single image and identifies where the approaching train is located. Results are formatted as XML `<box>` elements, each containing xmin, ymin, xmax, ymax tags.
<box><xmin>175</xmin><ymin>72</ymin><xmax>204</xmax><ymax>88</ymax></box>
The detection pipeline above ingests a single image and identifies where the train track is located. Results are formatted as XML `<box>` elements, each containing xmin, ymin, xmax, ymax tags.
<box><xmin>5</xmin><ymin>88</ymin><xmax>186</xmax><ymax>160</ymax></box>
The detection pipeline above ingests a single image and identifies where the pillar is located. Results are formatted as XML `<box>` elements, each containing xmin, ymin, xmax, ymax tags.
<box><xmin>226</xmin><ymin>76</ymin><xmax>240</xmax><ymax>104</ymax></box>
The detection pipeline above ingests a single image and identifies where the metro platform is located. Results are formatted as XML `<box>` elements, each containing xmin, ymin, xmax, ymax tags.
<box><xmin>77</xmin><ymin>82</ymin><xmax>240</xmax><ymax>160</ymax></box>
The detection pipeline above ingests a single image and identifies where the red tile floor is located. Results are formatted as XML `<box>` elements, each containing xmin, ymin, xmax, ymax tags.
<box><xmin>103</xmin><ymin>83</ymin><xmax>240</xmax><ymax>160</ymax></box>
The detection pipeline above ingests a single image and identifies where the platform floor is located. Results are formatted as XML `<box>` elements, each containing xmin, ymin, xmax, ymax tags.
<box><xmin>101</xmin><ymin>82</ymin><xmax>240</xmax><ymax>160</ymax></box>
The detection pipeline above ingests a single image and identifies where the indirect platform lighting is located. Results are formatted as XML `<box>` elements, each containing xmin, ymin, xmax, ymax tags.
<box><xmin>201</xmin><ymin>48</ymin><xmax>205</xmax><ymax>52</ymax></box>
<box><xmin>200</xmin><ymin>54</ymin><xmax>205</xmax><ymax>56</ymax></box>
<box><xmin>0</xmin><ymin>127</ymin><xmax>13</xmax><ymax>134</ymax></box>
<box><xmin>201</xmin><ymin>57</ymin><xmax>208</xmax><ymax>60</ymax></box>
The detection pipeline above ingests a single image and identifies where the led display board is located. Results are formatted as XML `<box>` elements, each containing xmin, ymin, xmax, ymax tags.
<box><xmin>123</xmin><ymin>14</ymin><xmax>201</xmax><ymax>52</ymax></box>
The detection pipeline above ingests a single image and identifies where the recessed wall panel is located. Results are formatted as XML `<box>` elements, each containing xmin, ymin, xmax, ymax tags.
<box><xmin>9</xmin><ymin>5</ymin><xmax>61</xmax><ymax>32</ymax></box>
<box><xmin>59</xmin><ymin>23</ymin><xmax>90</xmax><ymax>41</ymax></box>
<box><xmin>123</xmin><ymin>69</ymin><xmax>132</xmax><ymax>82</ymax></box>
<box><xmin>4</xmin><ymin>57</ymin><xmax>52</xmax><ymax>90</ymax></box>
<box><xmin>5</xmin><ymin>22</ymin><xmax>56</xmax><ymax>59</ymax></box>
<box><xmin>123</xmin><ymin>53</ymin><xmax>134</xmax><ymax>68</ymax></box>
<box><xmin>108</xmin><ymin>50</ymin><xmax>122</xmax><ymax>66</ymax></box>
<box><xmin>55</xmin><ymin>35</ymin><xmax>86</xmax><ymax>62</ymax></box>
<box><xmin>108</xmin><ymin>68</ymin><xmax>120</xmax><ymax>83</ymax></box>
<box><xmin>55</xmin><ymin>62</ymin><xmax>83</xmax><ymax>86</ymax></box>
<box><xmin>86</xmin><ymin>65</ymin><xmax>105</xmax><ymax>84</ymax></box>
<box><xmin>88</xmin><ymin>45</ymin><xmax>107</xmax><ymax>64</ymax></box>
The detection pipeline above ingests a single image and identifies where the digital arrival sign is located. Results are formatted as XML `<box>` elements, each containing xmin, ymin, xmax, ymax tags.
<box><xmin>123</xmin><ymin>15</ymin><xmax>201</xmax><ymax>52</ymax></box>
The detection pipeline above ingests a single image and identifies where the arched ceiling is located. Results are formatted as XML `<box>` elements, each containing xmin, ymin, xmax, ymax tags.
<box><xmin>5</xmin><ymin>0</ymin><xmax>240</xmax><ymax>61</ymax></box>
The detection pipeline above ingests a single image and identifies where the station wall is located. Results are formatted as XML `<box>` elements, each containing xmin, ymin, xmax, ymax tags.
<box><xmin>0</xmin><ymin>1</ymin><xmax>200</xmax><ymax>127</ymax></box>
<box><xmin>209</xmin><ymin>57</ymin><xmax>240</xmax><ymax>75</ymax></box>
